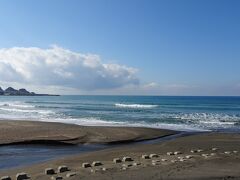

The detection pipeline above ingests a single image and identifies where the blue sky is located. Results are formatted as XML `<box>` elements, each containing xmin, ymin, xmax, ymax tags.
<box><xmin>0</xmin><ymin>0</ymin><xmax>239</xmax><ymax>95</ymax></box>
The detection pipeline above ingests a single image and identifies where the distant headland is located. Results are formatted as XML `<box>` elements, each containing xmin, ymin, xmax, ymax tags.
<box><xmin>0</xmin><ymin>87</ymin><xmax>59</xmax><ymax>96</ymax></box>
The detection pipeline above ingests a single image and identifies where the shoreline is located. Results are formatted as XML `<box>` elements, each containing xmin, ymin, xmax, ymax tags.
<box><xmin>0</xmin><ymin>120</ymin><xmax>177</xmax><ymax>146</ymax></box>
<box><xmin>0</xmin><ymin>120</ymin><xmax>240</xmax><ymax>179</ymax></box>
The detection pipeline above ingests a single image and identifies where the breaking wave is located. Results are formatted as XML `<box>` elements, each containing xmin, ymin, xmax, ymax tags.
<box><xmin>0</xmin><ymin>96</ymin><xmax>240</xmax><ymax>132</ymax></box>
<box><xmin>115</xmin><ymin>103</ymin><xmax>158</xmax><ymax>109</ymax></box>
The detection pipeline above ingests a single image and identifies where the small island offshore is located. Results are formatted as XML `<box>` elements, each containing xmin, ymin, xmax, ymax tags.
<box><xmin>0</xmin><ymin>87</ymin><xmax>59</xmax><ymax>96</ymax></box>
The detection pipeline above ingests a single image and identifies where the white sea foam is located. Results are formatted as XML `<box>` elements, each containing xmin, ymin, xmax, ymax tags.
<box><xmin>0</xmin><ymin>111</ymin><xmax>237</xmax><ymax>132</ymax></box>
<box><xmin>0</xmin><ymin>101</ymin><xmax>55</xmax><ymax>119</ymax></box>
<box><xmin>115</xmin><ymin>103</ymin><xmax>158</xmax><ymax>109</ymax></box>
<box><xmin>0</xmin><ymin>107</ymin><xmax>54</xmax><ymax>114</ymax></box>
<box><xmin>199</xmin><ymin>120</ymin><xmax>235</xmax><ymax>125</ymax></box>
<box><xmin>0</xmin><ymin>99</ymin><xmax>239</xmax><ymax>132</ymax></box>
<box><xmin>31</xmin><ymin>116</ymin><xmax>206</xmax><ymax>132</ymax></box>
<box><xmin>173</xmin><ymin>112</ymin><xmax>238</xmax><ymax>127</ymax></box>
<box><xmin>0</xmin><ymin>102</ymin><xmax>35</xmax><ymax>108</ymax></box>
<box><xmin>40</xmin><ymin>117</ymin><xmax>126</xmax><ymax>126</ymax></box>
<box><xmin>10</xmin><ymin>104</ymin><xmax>35</xmax><ymax>108</ymax></box>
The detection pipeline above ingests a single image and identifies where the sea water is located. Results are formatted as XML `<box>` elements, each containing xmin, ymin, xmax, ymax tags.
<box><xmin>0</xmin><ymin>95</ymin><xmax>240</xmax><ymax>132</ymax></box>
<box><xmin>1</xmin><ymin>95</ymin><xmax>240</xmax><ymax>169</ymax></box>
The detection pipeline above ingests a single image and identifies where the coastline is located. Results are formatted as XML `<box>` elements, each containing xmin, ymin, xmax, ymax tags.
<box><xmin>0</xmin><ymin>120</ymin><xmax>176</xmax><ymax>146</ymax></box>
<box><xmin>0</xmin><ymin>120</ymin><xmax>240</xmax><ymax>179</ymax></box>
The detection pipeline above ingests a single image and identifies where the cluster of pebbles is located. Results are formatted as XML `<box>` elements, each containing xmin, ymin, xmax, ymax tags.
<box><xmin>1</xmin><ymin>148</ymin><xmax>238</xmax><ymax>180</ymax></box>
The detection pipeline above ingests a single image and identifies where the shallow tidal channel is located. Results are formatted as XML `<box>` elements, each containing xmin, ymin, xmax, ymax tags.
<box><xmin>0</xmin><ymin>132</ymin><xmax>192</xmax><ymax>170</ymax></box>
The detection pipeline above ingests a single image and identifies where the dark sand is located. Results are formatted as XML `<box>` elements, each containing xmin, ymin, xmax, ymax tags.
<box><xmin>0</xmin><ymin>120</ymin><xmax>175</xmax><ymax>145</ymax></box>
<box><xmin>0</xmin><ymin>121</ymin><xmax>240</xmax><ymax>180</ymax></box>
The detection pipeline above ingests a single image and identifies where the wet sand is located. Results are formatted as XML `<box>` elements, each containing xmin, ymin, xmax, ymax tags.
<box><xmin>0</xmin><ymin>120</ymin><xmax>176</xmax><ymax>145</ymax></box>
<box><xmin>0</xmin><ymin>121</ymin><xmax>240</xmax><ymax>180</ymax></box>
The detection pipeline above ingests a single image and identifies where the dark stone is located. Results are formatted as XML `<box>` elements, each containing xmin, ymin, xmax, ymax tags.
<box><xmin>58</xmin><ymin>166</ymin><xmax>69</xmax><ymax>173</ymax></box>
<box><xmin>45</xmin><ymin>168</ymin><xmax>55</xmax><ymax>175</ymax></box>
<box><xmin>0</xmin><ymin>176</ymin><xmax>11</xmax><ymax>180</ymax></box>
<box><xmin>16</xmin><ymin>173</ymin><xmax>29</xmax><ymax>180</ymax></box>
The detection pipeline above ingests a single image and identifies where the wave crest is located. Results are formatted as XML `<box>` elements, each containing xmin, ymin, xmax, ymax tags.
<box><xmin>115</xmin><ymin>103</ymin><xmax>158</xmax><ymax>109</ymax></box>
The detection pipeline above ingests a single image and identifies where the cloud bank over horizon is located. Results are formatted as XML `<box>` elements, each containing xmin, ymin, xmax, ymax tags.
<box><xmin>0</xmin><ymin>45</ymin><xmax>239</xmax><ymax>96</ymax></box>
<box><xmin>0</xmin><ymin>46</ymin><xmax>139</xmax><ymax>91</ymax></box>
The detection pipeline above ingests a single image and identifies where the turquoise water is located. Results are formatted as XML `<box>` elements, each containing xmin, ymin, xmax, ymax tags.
<box><xmin>0</xmin><ymin>96</ymin><xmax>240</xmax><ymax>132</ymax></box>
<box><xmin>0</xmin><ymin>96</ymin><xmax>240</xmax><ymax>170</ymax></box>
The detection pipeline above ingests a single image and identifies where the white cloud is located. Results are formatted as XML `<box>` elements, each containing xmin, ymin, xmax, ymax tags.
<box><xmin>0</xmin><ymin>45</ymin><xmax>139</xmax><ymax>90</ymax></box>
<box><xmin>143</xmin><ymin>82</ymin><xmax>159</xmax><ymax>88</ymax></box>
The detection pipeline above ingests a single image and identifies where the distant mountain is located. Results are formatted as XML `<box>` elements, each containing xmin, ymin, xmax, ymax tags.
<box><xmin>0</xmin><ymin>87</ymin><xmax>4</xmax><ymax>95</ymax></box>
<box><xmin>0</xmin><ymin>87</ymin><xmax>59</xmax><ymax>96</ymax></box>
<box><xmin>19</xmin><ymin>88</ymin><xmax>31</xmax><ymax>95</ymax></box>
<box><xmin>4</xmin><ymin>87</ymin><xmax>19</xmax><ymax>95</ymax></box>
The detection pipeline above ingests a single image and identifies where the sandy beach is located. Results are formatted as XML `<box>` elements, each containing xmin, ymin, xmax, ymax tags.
<box><xmin>0</xmin><ymin>121</ymin><xmax>240</xmax><ymax>180</ymax></box>
<box><xmin>0</xmin><ymin>120</ymin><xmax>175</xmax><ymax>145</ymax></box>
<box><xmin>0</xmin><ymin>0</ymin><xmax>239</xmax><ymax>178</ymax></box>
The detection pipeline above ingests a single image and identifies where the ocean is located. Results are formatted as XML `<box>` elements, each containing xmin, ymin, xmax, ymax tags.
<box><xmin>1</xmin><ymin>95</ymin><xmax>240</xmax><ymax>170</ymax></box>
<box><xmin>0</xmin><ymin>95</ymin><xmax>240</xmax><ymax>132</ymax></box>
